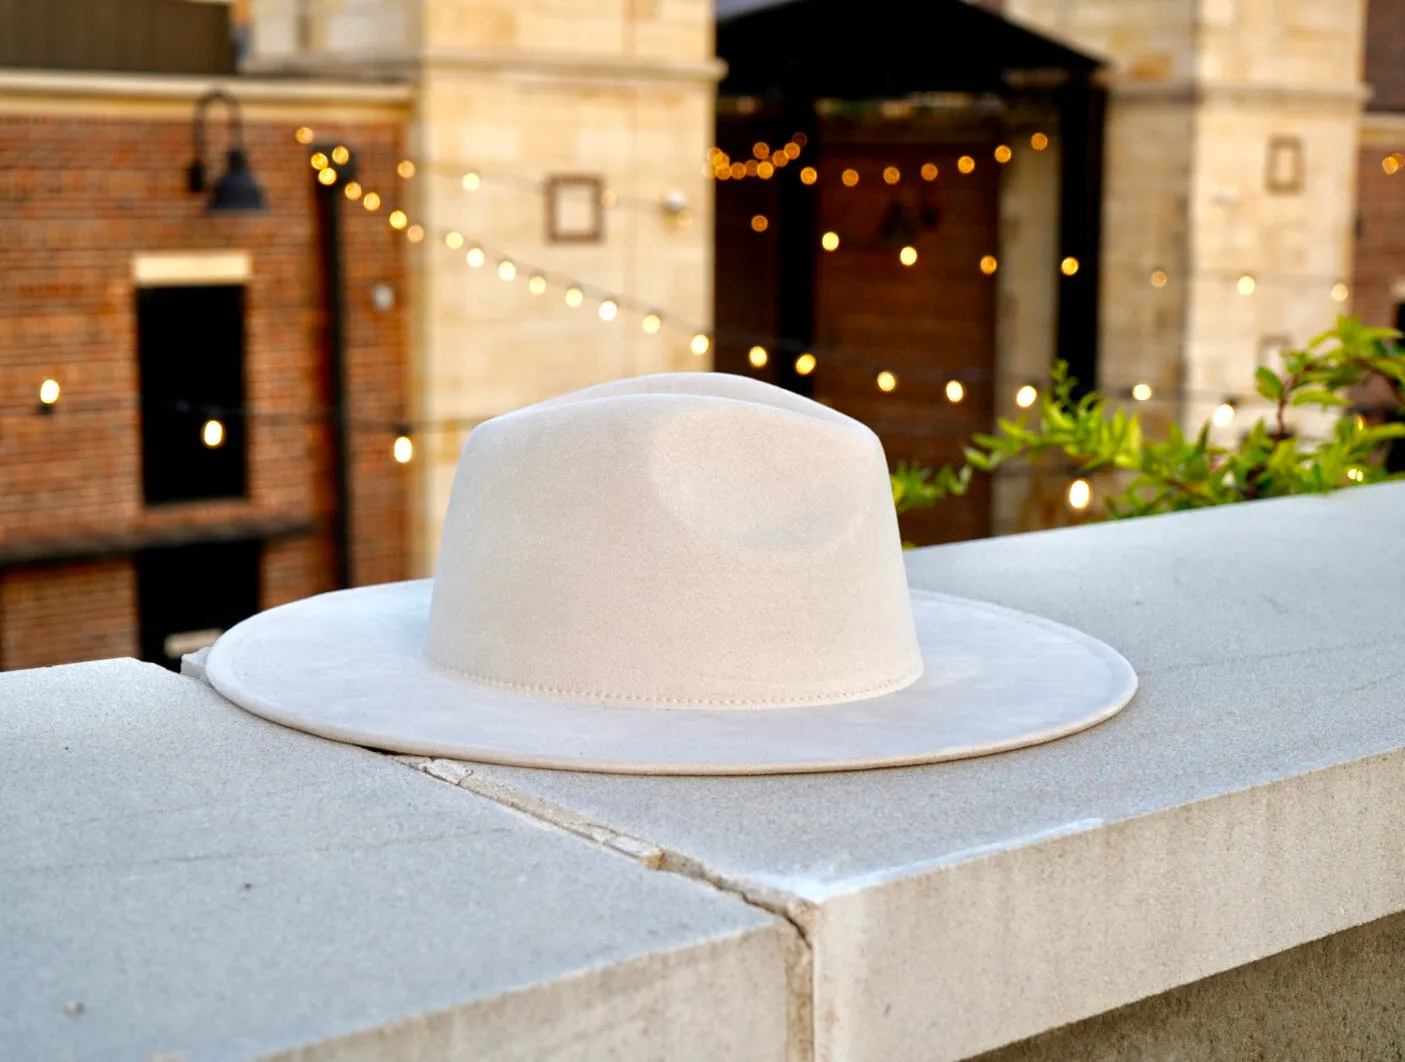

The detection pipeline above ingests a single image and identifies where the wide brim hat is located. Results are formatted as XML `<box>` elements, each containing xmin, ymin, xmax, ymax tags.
<box><xmin>208</xmin><ymin>373</ymin><xmax>1135</xmax><ymax>775</ymax></box>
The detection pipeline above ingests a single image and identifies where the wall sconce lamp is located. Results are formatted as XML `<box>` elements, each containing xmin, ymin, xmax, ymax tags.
<box><xmin>187</xmin><ymin>90</ymin><xmax>266</xmax><ymax>213</ymax></box>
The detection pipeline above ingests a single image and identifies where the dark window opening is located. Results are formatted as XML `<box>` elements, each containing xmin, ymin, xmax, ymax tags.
<box><xmin>137</xmin><ymin>284</ymin><xmax>249</xmax><ymax>505</ymax></box>
<box><xmin>136</xmin><ymin>541</ymin><xmax>261</xmax><ymax>670</ymax></box>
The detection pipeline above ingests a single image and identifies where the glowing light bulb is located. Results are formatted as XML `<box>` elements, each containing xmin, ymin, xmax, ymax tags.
<box><xmin>1067</xmin><ymin>478</ymin><xmax>1092</xmax><ymax>511</ymax></box>
<box><xmin>794</xmin><ymin>353</ymin><xmax>816</xmax><ymax>375</ymax></box>
<box><xmin>1015</xmin><ymin>385</ymin><xmax>1038</xmax><ymax>408</ymax></box>
<box><xmin>899</xmin><ymin>246</ymin><xmax>918</xmax><ymax>266</ymax></box>
<box><xmin>730</xmin><ymin>162</ymin><xmax>746</xmax><ymax>180</ymax></box>
<box><xmin>317</xmin><ymin>168</ymin><xmax>338</xmax><ymax>186</ymax></box>
<box><xmin>1212</xmin><ymin>401</ymin><xmax>1237</xmax><ymax>428</ymax></box>
<box><xmin>407</xmin><ymin>225</ymin><xmax>425</xmax><ymax>243</ymax></box>
<box><xmin>945</xmin><ymin>380</ymin><xmax>964</xmax><ymax>403</ymax></box>
<box><xmin>800</xmin><ymin>166</ymin><xmax>818</xmax><ymax>185</ymax></box>
<box><xmin>498</xmin><ymin>260</ymin><xmax>517</xmax><ymax>281</ymax></box>
<box><xmin>1347</xmin><ymin>467</ymin><xmax>1365</xmax><ymax>483</ymax></box>
<box><xmin>528</xmin><ymin>275</ymin><xmax>547</xmax><ymax>295</ymax></box>
<box><xmin>1061</xmin><ymin>256</ymin><xmax>1080</xmax><ymax>276</ymax></box>
<box><xmin>748</xmin><ymin>345</ymin><xmax>768</xmax><ymax>368</ymax></box>
<box><xmin>980</xmin><ymin>255</ymin><xmax>998</xmax><ymax>275</ymax></box>
<box><xmin>1384</xmin><ymin>155</ymin><xmax>1402</xmax><ymax>175</ymax></box>
<box><xmin>295</xmin><ymin>127</ymin><xmax>315</xmax><ymax>145</ymax></box>
<box><xmin>784</xmin><ymin>140</ymin><xmax>802</xmax><ymax>157</ymax></box>
<box><xmin>642</xmin><ymin>313</ymin><xmax>662</xmax><ymax>333</ymax></box>
<box><xmin>331</xmin><ymin>145</ymin><xmax>350</xmax><ymax>165</ymax></box>
<box><xmin>690</xmin><ymin>334</ymin><xmax>711</xmax><ymax>356</ymax></box>
<box><xmin>753</xmin><ymin>141</ymin><xmax>770</xmax><ymax>159</ymax></box>
<box><xmin>310</xmin><ymin>152</ymin><xmax>329</xmax><ymax>170</ymax></box>
<box><xmin>1150</xmin><ymin>269</ymin><xmax>1168</xmax><ymax>288</ymax></box>
<box><xmin>343</xmin><ymin>181</ymin><xmax>363</xmax><ymax>200</ymax></box>
<box><xmin>1237</xmin><ymin>274</ymin><xmax>1256</xmax><ymax>295</ymax></box>
<box><xmin>363</xmin><ymin>192</ymin><xmax>381</xmax><ymax>211</ymax></box>
<box><xmin>994</xmin><ymin>145</ymin><xmax>1012</xmax><ymax>163</ymax></box>
<box><xmin>876</xmin><ymin>370</ymin><xmax>897</xmax><ymax>392</ymax></box>
<box><xmin>1331</xmin><ymin>282</ymin><xmax>1350</xmax><ymax>302</ymax></box>
<box><xmin>1132</xmin><ymin>383</ymin><xmax>1153</xmax><ymax>402</ymax></box>
<box><xmin>821</xmin><ymin>231</ymin><xmax>840</xmax><ymax>251</ymax></box>
<box><xmin>202</xmin><ymin>419</ymin><xmax>225</xmax><ymax>448</ymax></box>
<box><xmin>757</xmin><ymin>161</ymin><xmax>774</xmax><ymax>179</ymax></box>
<box><xmin>921</xmin><ymin>162</ymin><xmax>938</xmax><ymax>180</ymax></box>
<box><xmin>393</xmin><ymin>435</ymin><xmax>414</xmax><ymax>464</ymax></box>
<box><xmin>388</xmin><ymin>210</ymin><xmax>408</xmax><ymax>230</ymax></box>
<box><xmin>598</xmin><ymin>299</ymin><xmax>618</xmax><ymax>321</ymax></box>
<box><xmin>751</xmin><ymin>214</ymin><xmax>769</xmax><ymax>232</ymax></box>
<box><xmin>841</xmin><ymin>168</ymin><xmax>859</xmax><ymax>187</ymax></box>
<box><xmin>1031</xmin><ymin>132</ymin><xmax>1049</xmax><ymax>151</ymax></box>
<box><xmin>883</xmin><ymin>166</ymin><xmax>901</xmax><ymax>184</ymax></box>
<box><xmin>958</xmin><ymin>156</ymin><xmax>975</xmax><ymax>174</ymax></box>
<box><xmin>397</xmin><ymin>160</ymin><xmax>416</xmax><ymax>179</ymax></box>
<box><xmin>462</xmin><ymin>172</ymin><xmax>480</xmax><ymax>191</ymax></box>
<box><xmin>466</xmin><ymin>247</ymin><xmax>486</xmax><ymax>268</ymax></box>
<box><xmin>38</xmin><ymin>379</ymin><xmax>60</xmax><ymax>405</ymax></box>
<box><xmin>445</xmin><ymin>232</ymin><xmax>464</xmax><ymax>250</ymax></box>
<box><xmin>565</xmin><ymin>287</ymin><xmax>584</xmax><ymax>308</ymax></box>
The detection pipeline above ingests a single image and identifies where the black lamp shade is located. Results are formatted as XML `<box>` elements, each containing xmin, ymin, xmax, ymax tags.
<box><xmin>210</xmin><ymin>148</ymin><xmax>266</xmax><ymax>213</ymax></box>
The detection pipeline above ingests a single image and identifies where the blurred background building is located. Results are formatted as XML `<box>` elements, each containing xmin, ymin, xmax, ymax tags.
<box><xmin>3</xmin><ymin>0</ymin><xmax>1405</xmax><ymax>670</ymax></box>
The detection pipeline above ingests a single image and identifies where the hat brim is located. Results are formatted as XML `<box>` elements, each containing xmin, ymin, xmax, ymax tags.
<box><xmin>205</xmin><ymin>581</ymin><xmax>1136</xmax><ymax>775</ymax></box>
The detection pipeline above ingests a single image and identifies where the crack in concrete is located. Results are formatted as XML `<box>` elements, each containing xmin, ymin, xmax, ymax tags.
<box><xmin>393</xmin><ymin>755</ymin><xmax>816</xmax><ymax>1062</ymax></box>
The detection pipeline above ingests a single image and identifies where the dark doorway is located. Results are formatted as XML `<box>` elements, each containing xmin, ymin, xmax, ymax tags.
<box><xmin>137</xmin><ymin>284</ymin><xmax>248</xmax><ymax>505</ymax></box>
<box><xmin>136</xmin><ymin>540</ymin><xmax>260</xmax><ymax>669</ymax></box>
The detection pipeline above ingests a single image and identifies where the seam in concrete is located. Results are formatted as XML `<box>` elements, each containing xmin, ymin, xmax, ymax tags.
<box><xmin>392</xmin><ymin>755</ymin><xmax>816</xmax><ymax>1062</ymax></box>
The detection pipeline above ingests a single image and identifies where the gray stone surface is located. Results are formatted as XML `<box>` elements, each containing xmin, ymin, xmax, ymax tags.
<box><xmin>0</xmin><ymin>660</ymin><xmax>799</xmax><ymax>1062</ymax></box>
<box><xmin>424</xmin><ymin>483</ymin><xmax>1405</xmax><ymax>1060</ymax></box>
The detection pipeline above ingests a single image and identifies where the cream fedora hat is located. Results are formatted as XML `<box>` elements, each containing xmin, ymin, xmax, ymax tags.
<box><xmin>206</xmin><ymin>372</ymin><xmax>1135</xmax><ymax>775</ymax></box>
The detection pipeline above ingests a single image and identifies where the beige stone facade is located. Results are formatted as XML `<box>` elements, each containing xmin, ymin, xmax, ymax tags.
<box><xmin>248</xmin><ymin>0</ymin><xmax>721</xmax><ymax>572</ymax></box>
<box><xmin>1007</xmin><ymin>0</ymin><xmax>1367</xmax><ymax>442</ymax></box>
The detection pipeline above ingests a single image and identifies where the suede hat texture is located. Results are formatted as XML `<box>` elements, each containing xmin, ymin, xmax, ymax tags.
<box><xmin>206</xmin><ymin>372</ymin><xmax>1136</xmax><ymax>775</ymax></box>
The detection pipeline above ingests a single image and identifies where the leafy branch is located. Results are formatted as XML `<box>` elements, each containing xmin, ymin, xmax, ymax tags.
<box><xmin>892</xmin><ymin>316</ymin><xmax>1405</xmax><ymax>520</ymax></box>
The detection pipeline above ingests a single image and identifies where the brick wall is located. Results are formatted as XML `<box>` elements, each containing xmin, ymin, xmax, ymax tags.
<box><xmin>0</xmin><ymin>104</ymin><xmax>410</xmax><ymax>670</ymax></box>
<box><xmin>0</xmin><ymin>561</ymin><xmax>137</xmax><ymax>668</ymax></box>
<box><xmin>1353</xmin><ymin>140</ymin><xmax>1405</xmax><ymax>330</ymax></box>
<box><xmin>1365</xmin><ymin>0</ymin><xmax>1405</xmax><ymax>113</ymax></box>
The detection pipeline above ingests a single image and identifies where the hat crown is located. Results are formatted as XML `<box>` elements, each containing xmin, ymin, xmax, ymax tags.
<box><xmin>425</xmin><ymin>373</ymin><xmax>922</xmax><ymax>708</ymax></box>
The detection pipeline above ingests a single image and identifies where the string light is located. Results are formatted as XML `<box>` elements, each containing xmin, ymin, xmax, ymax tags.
<box><xmin>565</xmin><ymin>287</ymin><xmax>584</xmax><ymax>307</ymax></box>
<box><xmin>771</xmin><ymin>152</ymin><xmax>788</xmax><ymax>168</ymax></box>
<box><xmin>343</xmin><ymin>181</ymin><xmax>363</xmax><ymax>200</ymax></box>
<box><xmin>1212</xmin><ymin>401</ymin><xmax>1237</xmax><ymax>428</ymax></box>
<box><xmin>842</xmin><ymin>168</ymin><xmax>859</xmax><ymax>187</ymax></box>
<box><xmin>753</xmin><ymin>142</ymin><xmax>770</xmax><ymax>159</ymax></box>
<box><xmin>462</xmin><ymin>172</ymin><xmax>480</xmax><ymax>191</ymax></box>
<box><xmin>794</xmin><ymin>353</ymin><xmax>816</xmax><ymax>376</ymax></box>
<box><xmin>921</xmin><ymin>163</ymin><xmax>938</xmax><ymax>180</ymax></box>
<box><xmin>876</xmin><ymin>370</ymin><xmax>897</xmax><ymax>392</ymax></box>
<box><xmin>317</xmin><ymin>168</ymin><xmax>338</xmax><ymax>186</ymax></box>
<box><xmin>751</xmin><ymin>215</ymin><xmax>769</xmax><ymax>232</ymax></box>
<box><xmin>1150</xmin><ymin>269</ymin><xmax>1168</xmax><ymax>288</ymax></box>
<box><xmin>201</xmin><ymin>419</ymin><xmax>225</xmax><ymax>448</ymax></box>
<box><xmin>295</xmin><ymin>127</ymin><xmax>315</xmax><ymax>145</ymax></box>
<box><xmin>528</xmin><ymin>274</ymin><xmax>547</xmax><ymax>295</ymax></box>
<box><xmin>1067</xmin><ymin>478</ymin><xmax>1091</xmax><ymax>511</ymax></box>
<box><xmin>883</xmin><ymin>166</ymin><xmax>901</xmax><ymax>184</ymax></box>
<box><xmin>407</xmin><ymin>225</ymin><xmax>425</xmax><ymax>243</ymax></box>
<box><xmin>1355</xmin><ymin>413</ymin><xmax>1367</xmax><ymax>431</ymax></box>
<box><xmin>1031</xmin><ymin>132</ymin><xmax>1049</xmax><ymax>151</ymax></box>
<box><xmin>388</xmin><ymin>210</ymin><xmax>409</xmax><ymax>230</ymax></box>
<box><xmin>38</xmin><ymin>379</ymin><xmax>60</xmax><ymax>405</ymax></box>
<box><xmin>467</xmin><ymin>247</ymin><xmax>486</xmax><ymax>268</ymax></box>
<box><xmin>945</xmin><ymin>380</ymin><xmax>964</xmax><ymax>403</ymax></box>
<box><xmin>957</xmin><ymin>156</ymin><xmax>975</xmax><ymax>174</ymax></box>
<box><xmin>1015</xmin><ymin>385</ymin><xmax>1038</xmax><ymax>408</ymax></box>
<box><xmin>730</xmin><ymin>162</ymin><xmax>746</xmax><ymax>179</ymax></box>
<box><xmin>691</xmin><ymin>334</ymin><xmax>711</xmax><ymax>356</ymax></box>
<box><xmin>1237</xmin><ymin>274</ymin><xmax>1256</xmax><ymax>295</ymax></box>
<box><xmin>821</xmin><ymin>231</ymin><xmax>841</xmax><ymax>251</ymax></box>
<box><xmin>598</xmin><ymin>298</ymin><xmax>618</xmax><ymax>321</ymax></box>
<box><xmin>642</xmin><ymin>312</ymin><xmax>662</xmax><ymax>333</ymax></box>
<box><xmin>1061</xmin><ymin>256</ymin><xmax>1080</xmax><ymax>276</ymax></box>
<box><xmin>498</xmin><ymin>260</ymin><xmax>517</xmax><ymax>281</ymax></box>
<box><xmin>1347</xmin><ymin>467</ymin><xmax>1365</xmax><ymax>482</ymax></box>
<box><xmin>800</xmin><ymin>167</ymin><xmax>818</xmax><ymax>185</ymax></box>
<box><xmin>1132</xmin><ymin>383</ymin><xmax>1153</xmax><ymax>402</ymax></box>
<box><xmin>1384</xmin><ymin>154</ymin><xmax>1403</xmax><ymax>175</ymax></box>
<box><xmin>393</xmin><ymin>435</ymin><xmax>414</xmax><ymax>464</ymax></box>
<box><xmin>397</xmin><ymin>160</ymin><xmax>416</xmax><ymax>179</ymax></box>
<box><xmin>757</xmin><ymin>161</ymin><xmax>774</xmax><ymax>179</ymax></box>
<box><xmin>331</xmin><ymin>145</ymin><xmax>350</xmax><ymax>165</ymax></box>
<box><xmin>748</xmin><ymin>345</ymin><xmax>768</xmax><ymax>367</ymax></box>
<box><xmin>899</xmin><ymin>246</ymin><xmax>918</xmax><ymax>266</ymax></box>
<box><xmin>784</xmin><ymin>142</ymin><xmax>801</xmax><ymax>158</ymax></box>
<box><xmin>1331</xmin><ymin>282</ymin><xmax>1350</xmax><ymax>302</ymax></box>
<box><xmin>994</xmin><ymin>145</ymin><xmax>1012</xmax><ymax>164</ymax></box>
<box><xmin>363</xmin><ymin>192</ymin><xmax>381</xmax><ymax>211</ymax></box>
<box><xmin>980</xmin><ymin>255</ymin><xmax>998</xmax><ymax>275</ymax></box>
<box><xmin>310</xmin><ymin>152</ymin><xmax>329</xmax><ymax>170</ymax></box>
<box><xmin>445</xmin><ymin>232</ymin><xmax>464</xmax><ymax>250</ymax></box>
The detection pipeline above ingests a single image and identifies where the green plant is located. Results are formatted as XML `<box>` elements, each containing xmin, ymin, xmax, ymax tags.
<box><xmin>892</xmin><ymin>316</ymin><xmax>1405</xmax><ymax>520</ymax></box>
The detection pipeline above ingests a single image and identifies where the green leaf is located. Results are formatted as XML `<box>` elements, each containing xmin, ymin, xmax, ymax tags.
<box><xmin>1254</xmin><ymin>367</ymin><xmax>1284</xmax><ymax>401</ymax></box>
<box><xmin>1290</xmin><ymin>389</ymin><xmax>1352</xmax><ymax>407</ymax></box>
